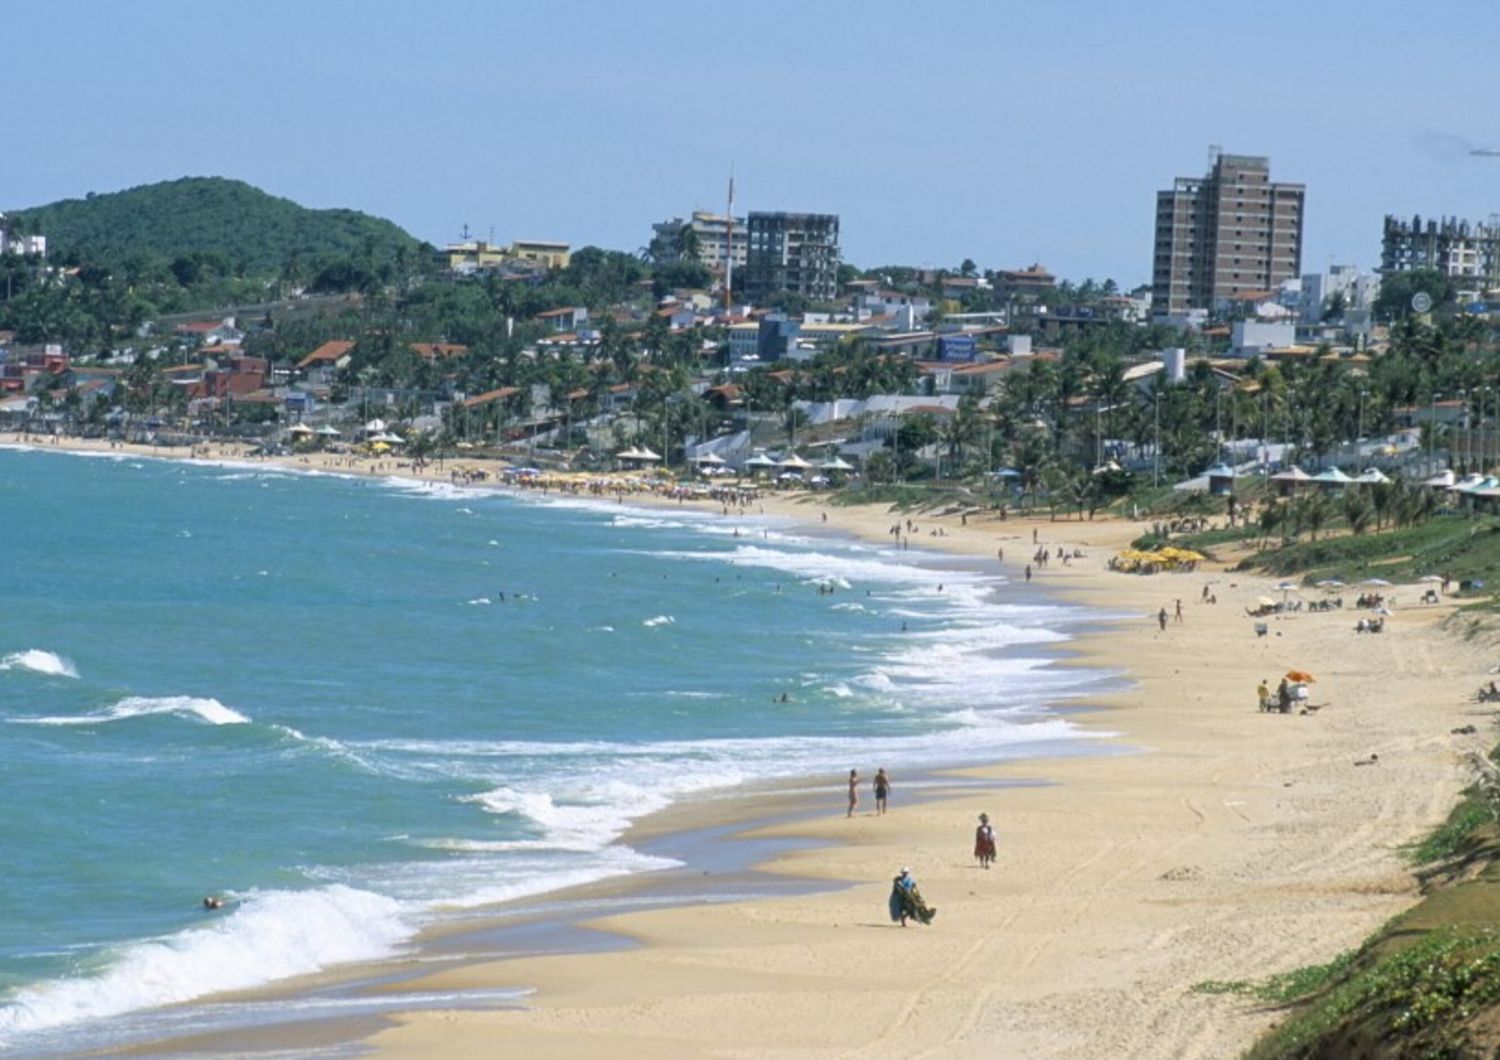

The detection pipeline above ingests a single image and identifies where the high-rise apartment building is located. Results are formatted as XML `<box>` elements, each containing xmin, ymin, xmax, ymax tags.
<box><xmin>650</xmin><ymin>211</ymin><xmax>747</xmax><ymax>272</ymax></box>
<box><xmin>742</xmin><ymin>212</ymin><xmax>840</xmax><ymax>304</ymax></box>
<box><xmin>1379</xmin><ymin>215</ymin><xmax>1500</xmax><ymax>299</ymax></box>
<box><xmin>1152</xmin><ymin>149</ymin><xmax>1305</xmax><ymax>316</ymax></box>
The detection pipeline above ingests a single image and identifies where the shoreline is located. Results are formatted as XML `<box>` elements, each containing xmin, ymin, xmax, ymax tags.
<box><xmin>7</xmin><ymin>433</ymin><xmax>1495</xmax><ymax>1058</ymax></box>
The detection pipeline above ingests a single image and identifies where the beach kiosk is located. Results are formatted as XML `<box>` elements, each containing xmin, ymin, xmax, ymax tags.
<box><xmin>1270</xmin><ymin>465</ymin><xmax>1312</xmax><ymax>496</ymax></box>
<box><xmin>1311</xmin><ymin>467</ymin><xmax>1354</xmax><ymax>492</ymax></box>
<box><xmin>1204</xmin><ymin>462</ymin><xmax>1237</xmax><ymax>496</ymax></box>
<box><xmin>743</xmin><ymin>451</ymin><xmax>779</xmax><ymax>478</ymax></box>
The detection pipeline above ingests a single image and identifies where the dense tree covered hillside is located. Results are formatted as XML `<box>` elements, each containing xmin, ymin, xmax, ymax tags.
<box><xmin>9</xmin><ymin>177</ymin><xmax>423</xmax><ymax>272</ymax></box>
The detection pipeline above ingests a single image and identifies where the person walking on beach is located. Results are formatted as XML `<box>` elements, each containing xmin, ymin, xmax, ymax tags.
<box><xmin>1174</xmin><ymin>598</ymin><xmax>1183</xmax><ymax>623</ymax></box>
<box><xmin>873</xmin><ymin>768</ymin><xmax>891</xmax><ymax>815</ymax></box>
<box><xmin>888</xmin><ymin>867</ymin><xmax>937</xmax><ymax>926</ymax></box>
<box><xmin>1157</xmin><ymin>607</ymin><xmax>1168</xmax><ymax>632</ymax></box>
<box><xmin>1257</xmin><ymin>679</ymin><xmax>1271</xmax><ymax>713</ymax></box>
<box><xmin>1024</xmin><ymin>564</ymin><xmax>1032</xmax><ymax>583</ymax></box>
<box><xmin>974</xmin><ymin>813</ymin><xmax>997</xmax><ymax>869</ymax></box>
<box><xmin>847</xmin><ymin>769</ymin><xmax>860</xmax><ymax>817</ymax></box>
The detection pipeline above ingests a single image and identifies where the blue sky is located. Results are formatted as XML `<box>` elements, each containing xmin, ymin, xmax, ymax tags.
<box><xmin>8</xmin><ymin>1</ymin><xmax>1500</xmax><ymax>285</ymax></box>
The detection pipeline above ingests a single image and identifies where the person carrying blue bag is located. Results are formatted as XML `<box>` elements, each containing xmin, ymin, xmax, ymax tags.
<box><xmin>888</xmin><ymin>866</ymin><xmax>937</xmax><ymax>927</ymax></box>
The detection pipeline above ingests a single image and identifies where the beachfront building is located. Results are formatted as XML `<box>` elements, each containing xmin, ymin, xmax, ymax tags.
<box><xmin>1379</xmin><ymin>215</ymin><xmax>1500</xmax><ymax>301</ymax></box>
<box><xmin>742</xmin><ymin>212</ymin><xmax>841</xmax><ymax>305</ymax></box>
<box><xmin>1152</xmin><ymin>148</ymin><xmax>1305</xmax><ymax>316</ymax></box>
<box><xmin>650</xmin><ymin>211</ymin><xmax>747</xmax><ymax>272</ymax></box>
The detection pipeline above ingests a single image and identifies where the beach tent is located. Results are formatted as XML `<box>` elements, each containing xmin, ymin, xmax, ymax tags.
<box><xmin>1354</xmin><ymin>468</ymin><xmax>1391</xmax><ymax>485</ymax></box>
<box><xmin>1424</xmin><ymin>469</ymin><xmax>1456</xmax><ymax>488</ymax></box>
<box><xmin>363</xmin><ymin>418</ymin><xmax>388</xmax><ymax>434</ymax></box>
<box><xmin>819</xmin><ymin>455</ymin><xmax>855</xmax><ymax>471</ymax></box>
<box><xmin>634</xmin><ymin>447</ymin><xmax>662</xmax><ymax>462</ymax></box>
<box><xmin>287</xmin><ymin>423</ymin><xmax>314</xmax><ymax>436</ymax></box>
<box><xmin>315</xmin><ymin>425</ymin><xmax>342</xmax><ymax>437</ymax></box>
<box><xmin>777</xmin><ymin>452</ymin><xmax>812</xmax><ymax>470</ymax></box>
<box><xmin>694</xmin><ymin>452</ymin><xmax>726</xmax><ymax>466</ymax></box>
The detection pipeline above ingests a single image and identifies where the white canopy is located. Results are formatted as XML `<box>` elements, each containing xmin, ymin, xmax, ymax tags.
<box><xmin>1312</xmin><ymin>467</ymin><xmax>1354</xmax><ymax>484</ymax></box>
<box><xmin>694</xmin><ymin>451</ymin><xmax>727</xmax><ymax>465</ymax></box>
<box><xmin>287</xmin><ymin>423</ymin><xmax>314</xmax><ymax>435</ymax></box>
<box><xmin>819</xmin><ymin>455</ymin><xmax>855</xmax><ymax>471</ymax></box>
<box><xmin>1354</xmin><ymin>468</ymin><xmax>1390</xmax><ymax>484</ymax></box>
<box><xmin>315</xmin><ymin>425</ymin><xmax>343</xmax><ymax>436</ymax></box>
<box><xmin>363</xmin><ymin>418</ymin><xmax>388</xmax><ymax>433</ymax></box>
<box><xmin>1424</xmin><ymin>469</ymin><xmax>1456</xmax><ymax>488</ymax></box>
<box><xmin>778</xmin><ymin>452</ymin><xmax>812</xmax><ymax>469</ymax></box>
<box><xmin>744</xmin><ymin>453</ymin><xmax>779</xmax><ymax>468</ymax></box>
<box><xmin>1270</xmin><ymin>466</ymin><xmax>1311</xmax><ymax>482</ymax></box>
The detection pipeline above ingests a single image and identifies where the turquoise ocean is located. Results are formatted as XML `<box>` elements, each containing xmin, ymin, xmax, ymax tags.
<box><xmin>0</xmin><ymin>446</ymin><xmax>1109</xmax><ymax>1053</ymax></box>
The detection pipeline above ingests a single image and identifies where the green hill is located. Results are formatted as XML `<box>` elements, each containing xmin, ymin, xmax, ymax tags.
<box><xmin>9</xmin><ymin>177</ymin><xmax>424</xmax><ymax>272</ymax></box>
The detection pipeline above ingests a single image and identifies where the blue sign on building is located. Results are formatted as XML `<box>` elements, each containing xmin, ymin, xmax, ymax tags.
<box><xmin>937</xmin><ymin>334</ymin><xmax>978</xmax><ymax>362</ymax></box>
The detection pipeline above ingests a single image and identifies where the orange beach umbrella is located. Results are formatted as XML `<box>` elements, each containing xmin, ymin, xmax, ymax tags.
<box><xmin>1285</xmin><ymin>670</ymin><xmax>1315</xmax><ymax>684</ymax></box>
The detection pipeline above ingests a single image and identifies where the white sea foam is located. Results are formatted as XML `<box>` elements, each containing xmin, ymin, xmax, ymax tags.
<box><xmin>12</xmin><ymin>696</ymin><xmax>249</xmax><ymax>727</ymax></box>
<box><xmin>465</xmin><ymin>597</ymin><xmax>492</xmax><ymax>606</ymax></box>
<box><xmin>0</xmin><ymin>649</ymin><xmax>80</xmax><ymax>679</ymax></box>
<box><xmin>0</xmin><ymin>885</ymin><xmax>412</xmax><ymax>1042</ymax></box>
<box><xmin>642</xmin><ymin>614</ymin><xmax>675</xmax><ymax>627</ymax></box>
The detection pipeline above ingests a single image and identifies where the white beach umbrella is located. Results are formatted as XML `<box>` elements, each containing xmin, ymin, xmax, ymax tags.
<box><xmin>287</xmin><ymin>423</ymin><xmax>314</xmax><ymax>435</ymax></box>
<box><xmin>315</xmin><ymin>425</ymin><xmax>342</xmax><ymax>437</ymax></box>
<box><xmin>1362</xmin><ymin>578</ymin><xmax>1393</xmax><ymax>587</ymax></box>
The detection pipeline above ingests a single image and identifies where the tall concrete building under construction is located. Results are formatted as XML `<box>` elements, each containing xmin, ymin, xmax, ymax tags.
<box><xmin>1152</xmin><ymin>148</ymin><xmax>1305</xmax><ymax>316</ymax></box>
<box><xmin>1379</xmin><ymin>215</ymin><xmax>1500</xmax><ymax>300</ymax></box>
<box><xmin>742</xmin><ymin>212</ymin><xmax>840</xmax><ymax>304</ymax></box>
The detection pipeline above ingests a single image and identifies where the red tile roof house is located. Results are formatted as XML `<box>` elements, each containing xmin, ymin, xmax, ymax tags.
<box><xmin>535</xmin><ymin>306</ymin><xmax>589</xmax><ymax>332</ymax></box>
<box><xmin>174</xmin><ymin>319</ymin><xmax>244</xmax><ymax>346</ymax></box>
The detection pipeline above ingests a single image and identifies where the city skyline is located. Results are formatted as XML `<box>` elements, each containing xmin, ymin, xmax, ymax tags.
<box><xmin>6</xmin><ymin>1</ymin><xmax>1500</xmax><ymax>284</ymax></box>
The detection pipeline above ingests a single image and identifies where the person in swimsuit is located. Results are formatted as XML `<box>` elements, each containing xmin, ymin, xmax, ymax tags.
<box><xmin>873</xmin><ymin>768</ymin><xmax>890</xmax><ymax>815</ymax></box>
<box><xmin>847</xmin><ymin>768</ymin><xmax>859</xmax><ymax>817</ymax></box>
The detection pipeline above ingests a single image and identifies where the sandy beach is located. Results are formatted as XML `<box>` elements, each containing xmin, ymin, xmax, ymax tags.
<box><xmin>7</xmin><ymin>432</ymin><xmax>1494</xmax><ymax>1058</ymax></box>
